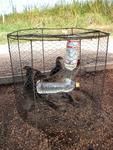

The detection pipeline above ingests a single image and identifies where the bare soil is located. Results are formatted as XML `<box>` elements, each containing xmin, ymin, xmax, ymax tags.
<box><xmin>0</xmin><ymin>70</ymin><xmax>113</xmax><ymax>150</ymax></box>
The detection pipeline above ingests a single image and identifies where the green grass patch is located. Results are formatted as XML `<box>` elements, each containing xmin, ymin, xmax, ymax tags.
<box><xmin>0</xmin><ymin>0</ymin><xmax>113</xmax><ymax>44</ymax></box>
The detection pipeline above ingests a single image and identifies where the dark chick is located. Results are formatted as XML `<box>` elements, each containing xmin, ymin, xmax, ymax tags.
<box><xmin>34</xmin><ymin>56</ymin><xmax>64</xmax><ymax>82</ymax></box>
<box><xmin>22</xmin><ymin>66</ymin><xmax>43</xmax><ymax>112</ymax></box>
<box><xmin>50</xmin><ymin>56</ymin><xmax>64</xmax><ymax>76</ymax></box>
<box><xmin>23</xmin><ymin>66</ymin><xmax>38</xmax><ymax>90</ymax></box>
<box><xmin>23</xmin><ymin>65</ymin><xmax>46</xmax><ymax>87</ymax></box>
<box><xmin>43</xmin><ymin>56</ymin><xmax>65</xmax><ymax>82</ymax></box>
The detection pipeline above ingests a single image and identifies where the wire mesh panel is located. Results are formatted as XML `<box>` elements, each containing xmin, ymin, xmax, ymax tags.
<box><xmin>7</xmin><ymin>28</ymin><xmax>109</xmax><ymax>134</ymax></box>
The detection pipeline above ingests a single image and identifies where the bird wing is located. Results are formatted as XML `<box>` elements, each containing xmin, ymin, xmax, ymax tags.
<box><xmin>41</xmin><ymin>66</ymin><xmax>80</xmax><ymax>83</ymax></box>
<box><xmin>43</xmin><ymin>69</ymin><xmax>65</xmax><ymax>82</ymax></box>
<box><xmin>49</xmin><ymin>63</ymin><xmax>62</xmax><ymax>76</ymax></box>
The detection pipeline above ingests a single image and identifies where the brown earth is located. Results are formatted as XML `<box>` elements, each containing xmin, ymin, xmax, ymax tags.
<box><xmin>0</xmin><ymin>70</ymin><xmax>113</xmax><ymax>150</ymax></box>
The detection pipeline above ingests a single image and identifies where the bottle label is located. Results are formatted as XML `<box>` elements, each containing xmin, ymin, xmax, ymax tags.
<box><xmin>67</xmin><ymin>40</ymin><xmax>79</xmax><ymax>48</ymax></box>
<box><xmin>66</xmin><ymin>48</ymin><xmax>77</xmax><ymax>63</ymax></box>
<box><xmin>65</xmin><ymin>40</ymin><xmax>80</xmax><ymax>67</ymax></box>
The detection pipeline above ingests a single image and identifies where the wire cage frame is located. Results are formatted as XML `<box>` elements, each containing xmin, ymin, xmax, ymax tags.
<box><xmin>7</xmin><ymin>27</ymin><xmax>109</xmax><ymax>130</ymax></box>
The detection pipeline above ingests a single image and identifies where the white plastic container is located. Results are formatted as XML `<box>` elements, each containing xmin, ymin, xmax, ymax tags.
<box><xmin>36</xmin><ymin>79</ymin><xmax>75</xmax><ymax>94</ymax></box>
<box><xmin>65</xmin><ymin>40</ymin><xmax>80</xmax><ymax>70</ymax></box>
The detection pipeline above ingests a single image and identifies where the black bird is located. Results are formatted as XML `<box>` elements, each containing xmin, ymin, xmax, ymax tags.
<box><xmin>49</xmin><ymin>56</ymin><xmax>64</xmax><ymax>76</ymax></box>
<box><xmin>21</xmin><ymin>66</ymin><xmax>45</xmax><ymax>114</ymax></box>
<box><xmin>23</xmin><ymin>66</ymin><xmax>42</xmax><ymax>89</ymax></box>
<box><xmin>17</xmin><ymin>66</ymin><xmax>36</xmax><ymax>120</ymax></box>
<box><xmin>22</xmin><ymin>66</ymin><xmax>39</xmax><ymax>113</ymax></box>
<box><xmin>43</xmin><ymin>56</ymin><xmax>65</xmax><ymax>82</ymax></box>
<box><xmin>32</xmin><ymin>56</ymin><xmax>64</xmax><ymax>84</ymax></box>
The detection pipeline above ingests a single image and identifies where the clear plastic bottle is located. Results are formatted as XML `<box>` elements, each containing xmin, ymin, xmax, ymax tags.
<box><xmin>36</xmin><ymin>79</ymin><xmax>75</xmax><ymax>94</ymax></box>
<box><xmin>65</xmin><ymin>40</ymin><xmax>80</xmax><ymax>70</ymax></box>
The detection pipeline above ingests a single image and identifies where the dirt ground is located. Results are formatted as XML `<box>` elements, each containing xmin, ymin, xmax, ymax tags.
<box><xmin>0</xmin><ymin>69</ymin><xmax>113</xmax><ymax>150</ymax></box>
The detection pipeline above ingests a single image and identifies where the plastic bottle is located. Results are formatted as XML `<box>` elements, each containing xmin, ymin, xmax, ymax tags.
<box><xmin>36</xmin><ymin>79</ymin><xmax>75</xmax><ymax>94</ymax></box>
<box><xmin>65</xmin><ymin>40</ymin><xmax>80</xmax><ymax>70</ymax></box>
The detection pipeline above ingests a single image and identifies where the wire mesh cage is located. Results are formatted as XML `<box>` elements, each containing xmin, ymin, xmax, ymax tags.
<box><xmin>7</xmin><ymin>28</ymin><xmax>109</xmax><ymax>131</ymax></box>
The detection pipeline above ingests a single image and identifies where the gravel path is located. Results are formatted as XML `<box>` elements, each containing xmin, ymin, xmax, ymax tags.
<box><xmin>0</xmin><ymin>37</ymin><xmax>113</xmax><ymax>77</ymax></box>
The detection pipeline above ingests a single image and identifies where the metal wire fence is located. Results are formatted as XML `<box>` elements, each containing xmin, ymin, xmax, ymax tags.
<box><xmin>7</xmin><ymin>27</ymin><xmax>109</xmax><ymax>116</ymax></box>
<box><xmin>0</xmin><ymin>27</ymin><xmax>111</xmax><ymax>149</ymax></box>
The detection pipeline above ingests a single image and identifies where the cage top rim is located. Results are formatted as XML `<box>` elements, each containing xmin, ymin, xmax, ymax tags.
<box><xmin>7</xmin><ymin>27</ymin><xmax>110</xmax><ymax>41</ymax></box>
